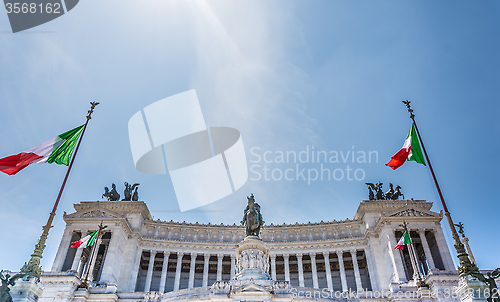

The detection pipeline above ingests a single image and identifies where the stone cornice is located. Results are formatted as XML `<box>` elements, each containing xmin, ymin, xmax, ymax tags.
<box><xmin>354</xmin><ymin>199</ymin><xmax>433</xmax><ymax>220</ymax></box>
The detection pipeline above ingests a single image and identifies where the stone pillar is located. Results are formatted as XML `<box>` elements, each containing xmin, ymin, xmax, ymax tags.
<box><xmin>310</xmin><ymin>253</ymin><xmax>319</xmax><ymax>289</ymax></box>
<box><xmin>418</xmin><ymin>230</ymin><xmax>436</xmax><ymax>271</ymax></box>
<box><xmin>230</xmin><ymin>255</ymin><xmax>236</xmax><ymax>279</ymax></box>
<box><xmin>462</xmin><ymin>236</ymin><xmax>476</xmax><ymax>265</ymax></box>
<box><xmin>159</xmin><ymin>252</ymin><xmax>170</xmax><ymax>293</ymax></box>
<box><xmin>51</xmin><ymin>227</ymin><xmax>74</xmax><ymax>271</ymax></box>
<box><xmin>217</xmin><ymin>254</ymin><xmax>223</xmax><ymax>281</ymax></box>
<box><xmin>350</xmin><ymin>250</ymin><xmax>363</xmax><ymax>290</ymax></box>
<box><xmin>202</xmin><ymin>254</ymin><xmax>210</xmax><ymax>287</ymax></box>
<box><xmin>144</xmin><ymin>251</ymin><xmax>157</xmax><ymax>292</ymax></box>
<box><xmin>100</xmin><ymin>230</ymin><xmax>121</xmax><ymax>284</ymax></box>
<box><xmin>297</xmin><ymin>253</ymin><xmax>304</xmax><ymax>287</ymax></box>
<box><xmin>129</xmin><ymin>248</ymin><xmax>143</xmax><ymax>292</ymax></box>
<box><xmin>188</xmin><ymin>253</ymin><xmax>196</xmax><ymax>288</ymax></box>
<box><xmin>434</xmin><ymin>228</ymin><xmax>456</xmax><ymax>270</ymax></box>
<box><xmin>174</xmin><ymin>252</ymin><xmax>183</xmax><ymax>291</ymax></box>
<box><xmin>71</xmin><ymin>232</ymin><xmax>87</xmax><ymax>271</ymax></box>
<box><xmin>388</xmin><ymin>232</ymin><xmax>408</xmax><ymax>282</ymax></box>
<box><xmin>87</xmin><ymin>237</ymin><xmax>102</xmax><ymax>281</ymax></box>
<box><xmin>364</xmin><ymin>247</ymin><xmax>379</xmax><ymax>291</ymax></box>
<box><xmin>270</xmin><ymin>254</ymin><xmax>277</xmax><ymax>280</ymax></box>
<box><xmin>284</xmin><ymin>254</ymin><xmax>290</xmax><ymax>282</ymax></box>
<box><xmin>337</xmin><ymin>251</ymin><xmax>348</xmax><ymax>292</ymax></box>
<box><xmin>323</xmin><ymin>252</ymin><xmax>333</xmax><ymax>292</ymax></box>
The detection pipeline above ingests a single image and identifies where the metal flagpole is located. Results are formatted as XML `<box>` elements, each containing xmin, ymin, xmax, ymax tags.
<box><xmin>401</xmin><ymin>221</ymin><xmax>427</xmax><ymax>287</ymax></box>
<box><xmin>401</xmin><ymin>100</ymin><xmax>484</xmax><ymax>281</ymax></box>
<box><xmin>20</xmin><ymin>102</ymin><xmax>99</xmax><ymax>279</ymax></box>
<box><xmin>79</xmin><ymin>222</ymin><xmax>107</xmax><ymax>289</ymax></box>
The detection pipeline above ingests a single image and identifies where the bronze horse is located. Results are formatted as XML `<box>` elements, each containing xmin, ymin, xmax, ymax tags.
<box><xmin>241</xmin><ymin>194</ymin><xmax>264</xmax><ymax>236</ymax></box>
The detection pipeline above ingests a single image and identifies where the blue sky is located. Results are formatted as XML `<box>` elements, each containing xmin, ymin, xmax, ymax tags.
<box><xmin>0</xmin><ymin>0</ymin><xmax>498</xmax><ymax>272</ymax></box>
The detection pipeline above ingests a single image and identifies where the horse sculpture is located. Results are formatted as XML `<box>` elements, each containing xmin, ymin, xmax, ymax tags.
<box><xmin>122</xmin><ymin>182</ymin><xmax>140</xmax><ymax>201</ymax></box>
<box><xmin>102</xmin><ymin>183</ymin><xmax>120</xmax><ymax>201</ymax></box>
<box><xmin>241</xmin><ymin>193</ymin><xmax>264</xmax><ymax>237</ymax></box>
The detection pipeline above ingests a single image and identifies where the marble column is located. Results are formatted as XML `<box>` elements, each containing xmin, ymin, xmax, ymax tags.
<box><xmin>310</xmin><ymin>253</ymin><xmax>319</xmax><ymax>289</ymax></box>
<box><xmin>145</xmin><ymin>251</ymin><xmax>157</xmax><ymax>292</ymax></box>
<box><xmin>388</xmin><ymin>232</ymin><xmax>408</xmax><ymax>282</ymax></box>
<box><xmin>337</xmin><ymin>251</ymin><xmax>348</xmax><ymax>292</ymax></box>
<box><xmin>230</xmin><ymin>255</ymin><xmax>236</xmax><ymax>279</ymax></box>
<box><xmin>188</xmin><ymin>253</ymin><xmax>196</xmax><ymax>288</ymax></box>
<box><xmin>51</xmin><ymin>228</ymin><xmax>74</xmax><ymax>271</ymax></box>
<box><xmin>217</xmin><ymin>254</ymin><xmax>223</xmax><ymax>281</ymax></box>
<box><xmin>202</xmin><ymin>254</ymin><xmax>210</xmax><ymax>287</ymax></box>
<box><xmin>350</xmin><ymin>250</ymin><xmax>363</xmax><ymax>290</ymax></box>
<box><xmin>284</xmin><ymin>254</ymin><xmax>290</xmax><ymax>282</ymax></box>
<box><xmin>270</xmin><ymin>254</ymin><xmax>277</xmax><ymax>281</ymax></box>
<box><xmin>174</xmin><ymin>252</ymin><xmax>183</xmax><ymax>291</ymax></box>
<box><xmin>129</xmin><ymin>247</ymin><xmax>143</xmax><ymax>292</ymax></box>
<box><xmin>434</xmin><ymin>228</ymin><xmax>456</xmax><ymax>270</ymax></box>
<box><xmin>87</xmin><ymin>237</ymin><xmax>102</xmax><ymax>281</ymax></box>
<box><xmin>418</xmin><ymin>230</ymin><xmax>436</xmax><ymax>271</ymax></box>
<box><xmin>71</xmin><ymin>231</ymin><xmax>87</xmax><ymax>271</ymax></box>
<box><xmin>364</xmin><ymin>247</ymin><xmax>379</xmax><ymax>291</ymax></box>
<box><xmin>297</xmin><ymin>253</ymin><xmax>304</xmax><ymax>287</ymax></box>
<box><xmin>159</xmin><ymin>252</ymin><xmax>170</xmax><ymax>293</ymax></box>
<box><xmin>323</xmin><ymin>252</ymin><xmax>333</xmax><ymax>292</ymax></box>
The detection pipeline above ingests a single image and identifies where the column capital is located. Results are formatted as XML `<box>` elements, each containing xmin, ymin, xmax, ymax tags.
<box><xmin>204</xmin><ymin>253</ymin><xmax>211</xmax><ymax>258</ymax></box>
<box><xmin>150</xmin><ymin>250</ymin><xmax>157</xmax><ymax>256</ymax></box>
<box><xmin>283</xmin><ymin>253</ymin><xmax>289</xmax><ymax>259</ymax></box>
<box><xmin>190</xmin><ymin>252</ymin><xmax>197</xmax><ymax>258</ymax></box>
<box><xmin>217</xmin><ymin>254</ymin><xmax>224</xmax><ymax>259</ymax></box>
<box><xmin>323</xmin><ymin>251</ymin><xmax>330</xmax><ymax>258</ymax></box>
<box><xmin>177</xmin><ymin>251</ymin><xmax>184</xmax><ymax>257</ymax></box>
<box><xmin>350</xmin><ymin>249</ymin><xmax>357</xmax><ymax>256</ymax></box>
<box><xmin>230</xmin><ymin>254</ymin><xmax>236</xmax><ymax>259</ymax></box>
<box><xmin>417</xmin><ymin>229</ymin><xmax>427</xmax><ymax>235</ymax></box>
<box><xmin>336</xmin><ymin>250</ymin><xmax>344</xmax><ymax>257</ymax></box>
<box><xmin>270</xmin><ymin>254</ymin><xmax>276</xmax><ymax>260</ymax></box>
<box><xmin>309</xmin><ymin>252</ymin><xmax>316</xmax><ymax>259</ymax></box>
<box><xmin>296</xmin><ymin>253</ymin><xmax>303</xmax><ymax>258</ymax></box>
<box><xmin>164</xmin><ymin>251</ymin><xmax>170</xmax><ymax>257</ymax></box>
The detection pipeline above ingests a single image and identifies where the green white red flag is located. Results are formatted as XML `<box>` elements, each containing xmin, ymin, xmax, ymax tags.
<box><xmin>386</xmin><ymin>123</ymin><xmax>426</xmax><ymax>170</ymax></box>
<box><xmin>394</xmin><ymin>230</ymin><xmax>412</xmax><ymax>250</ymax></box>
<box><xmin>0</xmin><ymin>125</ymin><xmax>84</xmax><ymax>175</ymax></box>
<box><xmin>70</xmin><ymin>231</ymin><xmax>97</xmax><ymax>249</ymax></box>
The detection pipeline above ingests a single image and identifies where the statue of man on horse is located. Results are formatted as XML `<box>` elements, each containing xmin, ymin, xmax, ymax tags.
<box><xmin>241</xmin><ymin>193</ymin><xmax>264</xmax><ymax>237</ymax></box>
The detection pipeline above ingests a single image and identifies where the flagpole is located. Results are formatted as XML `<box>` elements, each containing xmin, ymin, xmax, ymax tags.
<box><xmin>402</xmin><ymin>100</ymin><xmax>483</xmax><ymax>281</ymax></box>
<box><xmin>20</xmin><ymin>102</ymin><xmax>99</xmax><ymax>279</ymax></box>
<box><xmin>79</xmin><ymin>222</ymin><xmax>106</xmax><ymax>289</ymax></box>
<box><xmin>401</xmin><ymin>221</ymin><xmax>427</xmax><ymax>287</ymax></box>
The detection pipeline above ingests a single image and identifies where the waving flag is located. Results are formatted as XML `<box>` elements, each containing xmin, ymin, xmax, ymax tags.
<box><xmin>394</xmin><ymin>230</ymin><xmax>413</xmax><ymax>250</ymax></box>
<box><xmin>386</xmin><ymin>123</ymin><xmax>426</xmax><ymax>170</ymax></box>
<box><xmin>70</xmin><ymin>231</ymin><xmax>98</xmax><ymax>249</ymax></box>
<box><xmin>0</xmin><ymin>125</ymin><xmax>84</xmax><ymax>175</ymax></box>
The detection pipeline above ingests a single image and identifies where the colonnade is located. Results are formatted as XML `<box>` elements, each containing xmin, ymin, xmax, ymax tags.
<box><xmin>134</xmin><ymin>249</ymin><xmax>374</xmax><ymax>293</ymax></box>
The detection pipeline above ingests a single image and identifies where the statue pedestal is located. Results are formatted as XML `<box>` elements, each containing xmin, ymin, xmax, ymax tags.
<box><xmin>456</xmin><ymin>275</ymin><xmax>489</xmax><ymax>302</ymax></box>
<box><xmin>10</xmin><ymin>277</ymin><xmax>43</xmax><ymax>302</ymax></box>
<box><xmin>234</xmin><ymin>236</ymin><xmax>270</xmax><ymax>281</ymax></box>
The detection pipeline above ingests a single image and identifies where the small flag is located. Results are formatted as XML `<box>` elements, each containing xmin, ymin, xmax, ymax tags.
<box><xmin>394</xmin><ymin>230</ymin><xmax>412</xmax><ymax>250</ymax></box>
<box><xmin>70</xmin><ymin>231</ymin><xmax>98</xmax><ymax>249</ymax></box>
<box><xmin>386</xmin><ymin>123</ymin><xmax>426</xmax><ymax>170</ymax></box>
<box><xmin>0</xmin><ymin>125</ymin><xmax>84</xmax><ymax>175</ymax></box>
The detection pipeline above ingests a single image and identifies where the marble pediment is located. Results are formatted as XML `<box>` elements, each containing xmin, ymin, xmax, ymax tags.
<box><xmin>387</xmin><ymin>206</ymin><xmax>439</xmax><ymax>218</ymax></box>
<box><xmin>64</xmin><ymin>208</ymin><xmax>123</xmax><ymax>220</ymax></box>
<box><xmin>231</xmin><ymin>282</ymin><xmax>273</xmax><ymax>294</ymax></box>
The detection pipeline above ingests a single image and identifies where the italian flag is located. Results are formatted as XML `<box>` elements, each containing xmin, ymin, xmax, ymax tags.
<box><xmin>394</xmin><ymin>230</ymin><xmax>412</xmax><ymax>250</ymax></box>
<box><xmin>386</xmin><ymin>123</ymin><xmax>426</xmax><ymax>170</ymax></box>
<box><xmin>0</xmin><ymin>125</ymin><xmax>84</xmax><ymax>175</ymax></box>
<box><xmin>70</xmin><ymin>231</ymin><xmax>98</xmax><ymax>249</ymax></box>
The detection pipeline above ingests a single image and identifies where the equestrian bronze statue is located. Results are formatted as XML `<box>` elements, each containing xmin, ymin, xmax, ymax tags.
<box><xmin>241</xmin><ymin>193</ymin><xmax>264</xmax><ymax>237</ymax></box>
